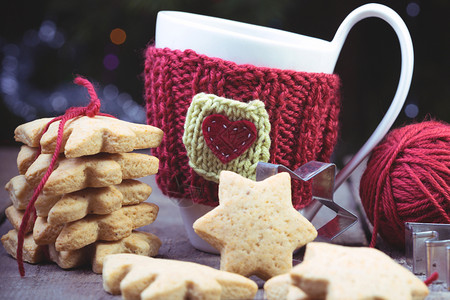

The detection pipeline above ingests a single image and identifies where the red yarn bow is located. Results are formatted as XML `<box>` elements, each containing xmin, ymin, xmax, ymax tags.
<box><xmin>16</xmin><ymin>76</ymin><xmax>115</xmax><ymax>277</ymax></box>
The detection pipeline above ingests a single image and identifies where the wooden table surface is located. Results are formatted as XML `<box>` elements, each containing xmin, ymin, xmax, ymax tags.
<box><xmin>0</xmin><ymin>146</ymin><xmax>448</xmax><ymax>299</ymax></box>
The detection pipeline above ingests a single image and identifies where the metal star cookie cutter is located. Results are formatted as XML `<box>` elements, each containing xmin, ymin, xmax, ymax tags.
<box><xmin>256</xmin><ymin>161</ymin><xmax>358</xmax><ymax>241</ymax></box>
<box><xmin>405</xmin><ymin>222</ymin><xmax>450</xmax><ymax>289</ymax></box>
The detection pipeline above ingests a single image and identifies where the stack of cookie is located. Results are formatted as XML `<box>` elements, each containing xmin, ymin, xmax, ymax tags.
<box><xmin>1</xmin><ymin>116</ymin><xmax>164</xmax><ymax>273</ymax></box>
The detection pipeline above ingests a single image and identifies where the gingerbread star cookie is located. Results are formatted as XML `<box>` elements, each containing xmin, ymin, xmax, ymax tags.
<box><xmin>1</xmin><ymin>229</ymin><xmax>46</xmax><ymax>264</ymax></box>
<box><xmin>7</xmin><ymin>175</ymin><xmax>152</xmax><ymax>225</ymax></box>
<box><xmin>17</xmin><ymin>145</ymin><xmax>37</xmax><ymax>175</ymax></box>
<box><xmin>2</xmin><ymin>229</ymin><xmax>161</xmax><ymax>273</ymax></box>
<box><xmin>289</xmin><ymin>242</ymin><xmax>429</xmax><ymax>300</ymax></box>
<box><xmin>193</xmin><ymin>171</ymin><xmax>317</xmax><ymax>280</ymax></box>
<box><xmin>25</xmin><ymin>152</ymin><xmax>158</xmax><ymax>195</ymax></box>
<box><xmin>33</xmin><ymin>202</ymin><xmax>159</xmax><ymax>251</ymax></box>
<box><xmin>15</xmin><ymin>116</ymin><xmax>163</xmax><ymax>158</ymax></box>
<box><xmin>5</xmin><ymin>206</ymin><xmax>35</xmax><ymax>234</ymax></box>
<box><xmin>102</xmin><ymin>253</ymin><xmax>258</xmax><ymax>300</ymax></box>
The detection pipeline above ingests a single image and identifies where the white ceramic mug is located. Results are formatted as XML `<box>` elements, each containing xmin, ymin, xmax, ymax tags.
<box><xmin>155</xmin><ymin>3</ymin><xmax>414</xmax><ymax>253</ymax></box>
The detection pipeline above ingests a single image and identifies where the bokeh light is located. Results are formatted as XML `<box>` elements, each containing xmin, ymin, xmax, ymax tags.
<box><xmin>110</xmin><ymin>28</ymin><xmax>126</xmax><ymax>45</ymax></box>
<box><xmin>39</xmin><ymin>20</ymin><xmax>56</xmax><ymax>43</ymax></box>
<box><xmin>406</xmin><ymin>2</ymin><xmax>420</xmax><ymax>17</ymax></box>
<box><xmin>1</xmin><ymin>76</ymin><xmax>18</xmax><ymax>95</ymax></box>
<box><xmin>103</xmin><ymin>53</ymin><xmax>119</xmax><ymax>70</ymax></box>
<box><xmin>405</xmin><ymin>103</ymin><xmax>419</xmax><ymax>118</ymax></box>
<box><xmin>103</xmin><ymin>84</ymin><xmax>119</xmax><ymax>100</ymax></box>
<box><xmin>50</xmin><ymin>92</ymin><xmax>68</xmax><ymax>113</ymax></box>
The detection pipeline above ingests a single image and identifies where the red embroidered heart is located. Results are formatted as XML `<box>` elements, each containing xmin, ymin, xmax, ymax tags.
<box><xmin>202</xmin><ymin>114</ymin><xmax>257</xmax><ymax>164</ymax></box>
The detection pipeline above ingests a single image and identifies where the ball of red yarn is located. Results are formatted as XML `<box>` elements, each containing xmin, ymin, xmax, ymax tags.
<box><xmin>360</xmin><ymin>120</ymin><xmax>450</xmax><ymax>249</ymax></box>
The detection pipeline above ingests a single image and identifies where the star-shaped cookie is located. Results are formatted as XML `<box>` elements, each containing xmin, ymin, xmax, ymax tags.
<box><xmin>290</xmin><ymin>242</ymin><xmax>429</xmax><ymax>300</ymax></box>
<box><xmin>1</xmin><ymin>229</ymin><xmax>161</xmax><ymax>274</ymax></box>
<box><xmin>193</xmin><ymin>171</ymin><xmax>317</xmax><ymax>280</ymax></box>
<box><xmin>7</xmin><ymin>175</ymin><xmax>152</xmax><ymax>225</ymax></box>
<box><xmin>25</xmin><ymin>152</ymin><xmax>158</xmax><ymax>195</ymax></box>
<box><xmin>15</xmin><ymin>116</ymin><xmax>163</xmax><ymax>158</ymax></box>
<box><xmin>33</xmin><ymin>202</ymin><xmax>159</xmax><ymax>251</ymax></box>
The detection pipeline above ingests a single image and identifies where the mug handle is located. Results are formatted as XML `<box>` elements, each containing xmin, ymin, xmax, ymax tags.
<box><xmin>329</xmin><ymin>3</ymin><xmax>414</xmax><ymax>189</ymax></box>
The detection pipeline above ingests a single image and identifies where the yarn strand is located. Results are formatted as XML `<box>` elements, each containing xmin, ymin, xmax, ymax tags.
<box><xmin>16</xmin><ymin>76</ymin><xmax>115</xmax><ymax>277</ymax></box>
<box><xmin>424</xmin><ymin>272</ymin><xmax>439</xmax><ymax>286</ymax></box>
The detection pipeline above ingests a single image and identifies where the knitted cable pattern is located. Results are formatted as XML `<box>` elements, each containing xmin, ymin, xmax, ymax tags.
<box><xmin>183</xmin><ymin>93</ymin><xmax>271</xmax><ymax>182</ymax></box>
<box><xmin>144</xmin><ymin>46</ymin><xmax>341</xmax><ymax>208</ymax></box>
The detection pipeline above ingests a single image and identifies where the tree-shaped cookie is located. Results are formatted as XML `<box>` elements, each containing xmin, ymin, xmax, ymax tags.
<box><xmin>102</xmin><ymin>253</ymin><xmax>258</xmax><ymax>299</ymax></box>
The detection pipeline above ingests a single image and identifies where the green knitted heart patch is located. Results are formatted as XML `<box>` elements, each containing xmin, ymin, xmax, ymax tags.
<box><xmin>183</xmin><ymin>93</ymin><xmax>271</xmax><ymax>182</ymax></box>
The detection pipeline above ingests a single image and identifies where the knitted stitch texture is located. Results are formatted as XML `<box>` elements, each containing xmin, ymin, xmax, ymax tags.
<box><xmin>183</xmin><ymin>93</ymin><xmax>271</xmax><ymax>182</ymax></box>
<box><xmin>144</xmin><ymin>46</ymin><xmax>341</xmax><ymax>209</ymax></box>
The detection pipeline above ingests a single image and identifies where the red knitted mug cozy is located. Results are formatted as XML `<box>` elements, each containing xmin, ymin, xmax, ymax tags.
<box><xmin>144</xmin><ymin>46</ymin><xmax>341</xmax><ymax>209</ymax></box>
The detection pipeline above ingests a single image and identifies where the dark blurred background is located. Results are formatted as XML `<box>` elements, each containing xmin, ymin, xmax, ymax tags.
<box><xmin>1</xmin><ymin>0</ymin><xmax>449</xmax><ymax>167</ymax></box>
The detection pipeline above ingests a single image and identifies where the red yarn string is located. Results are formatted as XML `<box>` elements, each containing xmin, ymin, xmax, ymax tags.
<box><xmin>424</xmin><ymin>272</ymin><xmax>439</xmax><ymax>286</ymax></box>
<box><xmin>16</xmin><ymin>76</ymin><xmax>115</xmax><ymax>277</ymax></box>
<box><xmin>405</xmin><ymin>163</ymin><xmax>450</xmax><ymax>222</ymax></box>
<box><xmin>369</xmin><ymin>134</ymin><xmax>407</xmax><ymax>247</ymax></box>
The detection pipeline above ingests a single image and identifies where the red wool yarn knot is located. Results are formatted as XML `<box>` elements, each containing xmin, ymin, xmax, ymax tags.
<box><xmin>73</xmin><ymin>77</ymin><xmax>101</xmax><ymax>117</ymax></box>
<box><xmin>360</xmin><ymin>120</ymin><xmax>450</xmax><ymax>249</ymax></box>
